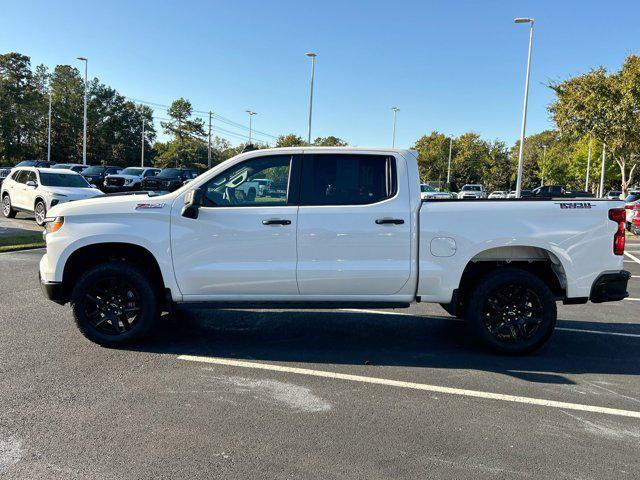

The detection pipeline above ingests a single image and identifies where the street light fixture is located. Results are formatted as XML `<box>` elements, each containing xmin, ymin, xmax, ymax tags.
<box><xmin>305</xmin><ymin>52</ymin><xmax>317</xmax><ymax>144</ymax></box>
<box><xmin>391</xmin><ymin>106</ymin><xmax>399</xmax><ymax>148</ymax></box>
<box><xmin>77</xmin><ymin>56</ymin><xmax>88</xmax><ymax>165</ymax></box>
<box><xmin>245</xmin><ymin>110</ymin><xmax>257</xmax><ymax>144</ymax></box>
<box><xmin>514</xmin><ymin>17</ymin><xmax>534</xmax><ymax>198</ymax></box>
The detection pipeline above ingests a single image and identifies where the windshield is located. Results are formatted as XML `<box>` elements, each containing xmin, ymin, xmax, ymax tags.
<box><xmin>625</xmin><ymin>193</ymin><xmax>640</xmax><ymax>203</ymax></box>
<box><xmin>462</xmin><ymin>185</ymin><xmax>481</xmax><ymax>191</ymax></box>
<box><xmin>120</xmin><ymin>168</ymin><xmax>144</xmax><ymax>176</ymax></box>
<box><xmin>420</xmin><ymin>185</ymin><xmax>435</xmax><ymax>192</ymax></box>
<box><xmin>157</xmin><ymin>168</ymin><xmax>184</xmax><ymax>178</ymax></box>
<box><xmin>40</xmin><ymin>172</ymin><xmax>90</xmax><ymax>188</ymax></box>
<box><xmin>82</xmin><ymin>166</ymin><xmax>105</xmax><ymax>175</ymax></box>
<box><xmin>15</xmin><ymin>160</ymin><xmax>38</xmax><ymax>167</ymax></box>
<box><xmin>51</xmin><ymin>164</ymin><xmax>75</xmax><ymax>169</ymax></box>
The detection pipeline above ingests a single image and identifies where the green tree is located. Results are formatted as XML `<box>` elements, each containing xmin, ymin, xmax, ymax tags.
<box><xmin>549</xmin><ymin>55</ymin><xmax>640</xmax><ymax>194</ymax></box>
<box><xmin>276</xmin><ymin>134</ymin><xmax>307</xmax><ymax>147</ymax></box>
<box><xmin>313</xmin><ymin>136</ymin><xmax>347</xmax><ymax>146</ymax></box>
<box><xmin>156</xmin><ymin>98</ymin><xmax>206</xmax><ymax>168</ymax></box>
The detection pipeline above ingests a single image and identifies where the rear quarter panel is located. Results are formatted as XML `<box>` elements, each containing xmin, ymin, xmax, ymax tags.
<box><xmin>418</xmin><ymin>200</ymin><xmax>625</xmax><ymax>302</ymax></box>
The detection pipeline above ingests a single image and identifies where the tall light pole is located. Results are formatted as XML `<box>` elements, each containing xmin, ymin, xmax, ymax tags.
<box><xmin>391</xmin><ymin>106</ymin><xmax>399</xmax><ymax>147</ymax></box>
<box><xmin>305</xmin><ymin>52</ymin><xmax>317</xmax><ymax>144</ymax></box>
<box><xmin>446</xmin><ymin>137</ymin><xmax>453</xmax><ymax>184</ymax></box>
<box><xmin>141</xmin><ymin>117</ymin><xmax>145</xmax><ymax>167</ymax></box>
<box><xmin>246</xmin><ymin>110</ymin><xmax>256</xmax><ymax>144</ymax></box>
<box><xmin>77</xmin><ymin>56</ymin><xmax>88</xmax><ymax>165</ymax></box>
<box><xmin>514</xmin><ymin>18</ymin><xmax>534</xmax><ymax>198</ymax></box>
<box><xmin>47</xmin><ymin>89</ymin><xmax>52</xmax><ymax>162</ymax></box>
<box><xmin>585</xmin><ymin>138</ymin><xmax>592</xmax><ymax>191</ymax></box>
<box><xmin>599</xmin><ymin>142</ymin><xmax>607</xmax><ymax>198</ymax></box>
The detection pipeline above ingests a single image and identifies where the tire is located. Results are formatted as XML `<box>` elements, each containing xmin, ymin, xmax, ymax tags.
<box><xmin>34</xmin><ymin>199</ymin><xmax>47</xmax><ymax>226</ymax></box>
<box><xmin>70</xmin><ymin>261</ymin><xmax>159</xmax><ymax>347</ymax></box>
<box><xmin>465</xmin><ymin>268</ymin><xmax>557</xmax><ymax>355</ymax></box>
<box><xmin>2</xmin><ymin>194</ymin><xmax>17</xmax><ymax>218</ymax></box>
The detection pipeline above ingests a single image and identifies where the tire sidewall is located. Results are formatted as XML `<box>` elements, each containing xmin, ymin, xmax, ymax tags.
<box><xmin>2</xmin><ymin>194</ymin><xmax>15</xmax><ymax>218</ymax></box>
<box><xmin>71</xmin><ymin>261</ymin><xmax>158</xmax><ymax>346</ymax></box>
<box><xmin>466</xmin><ymin>268</ymin><xmax>557</xmax><ymax>355</ymax></box>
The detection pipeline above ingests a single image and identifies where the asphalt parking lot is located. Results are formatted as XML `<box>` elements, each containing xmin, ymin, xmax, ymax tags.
<box><xmin>1</xmin><ymin>239</ymin><xmax>639</xmax><ymax>479</ymax></box>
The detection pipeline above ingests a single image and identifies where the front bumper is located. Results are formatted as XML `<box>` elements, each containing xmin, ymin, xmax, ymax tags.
<box><xmin>104</xmin><ymin>184</ymin><xmax>138</xmax><ymax>192</ymax></box>
<box><xmin>590</xmin><ymin>270</ymin><xmax>631</xmax><ymax>303</ymax></box>
<box><xmin>39</xmin><ymin>271</ymin><xmax>67</xmax><ymax>305</ymax></box>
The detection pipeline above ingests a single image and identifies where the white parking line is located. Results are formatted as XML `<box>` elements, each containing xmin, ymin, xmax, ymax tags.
<box><xmin>624</xmin><ymin>251</ymin><xmax>640</xmax><ymax>264</ymax></box>
<box><xmin>177</xmin><ymin>355</ymin><xmax>640</xmax><ymax>419</ymax></box>
<box><xmin>342</xmin><ymin>308</ymin><xmax>640</xmax><ymax>336</ymax></box>
<box><xmin>556</xmin><ymin>327</ymin><xmax>640</xmax><ymax>338</ymax></box>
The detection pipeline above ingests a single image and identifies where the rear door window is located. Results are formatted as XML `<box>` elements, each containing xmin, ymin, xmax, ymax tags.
<box><xmin>299</xmin><ymin>154</ymin><xmax>396</xmax><ymax>206</ymax></box>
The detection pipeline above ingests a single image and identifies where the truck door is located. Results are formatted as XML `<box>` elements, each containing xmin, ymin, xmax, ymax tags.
<box><xmin>296</xmin><ymin>153</ymin><xmax>411</xmax><ymax>295</ymax></box>
<box><xmin>171</xmin><ymin>154</ymin><xmax>299</xmax><ymax>297</ymax></box>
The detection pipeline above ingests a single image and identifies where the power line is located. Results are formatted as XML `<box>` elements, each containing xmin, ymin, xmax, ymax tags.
<box><xmin>125</xmin><ymin>96</ymin><xmax>278</xmax><ymax>140</ymax></box>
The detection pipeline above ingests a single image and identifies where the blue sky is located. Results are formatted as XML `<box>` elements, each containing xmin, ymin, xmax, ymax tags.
<box><xmin>2</xmin><ymin>0</ymin><xmax>639</xmax><ymax>148</ymax></box>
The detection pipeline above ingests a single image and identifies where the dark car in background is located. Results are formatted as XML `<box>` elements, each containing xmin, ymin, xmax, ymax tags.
<box><xmin>81</xmin><ymin>165</ymin><xmax>123</xmax><ymax>190</ymax></box>
<box><xmin>140</xmin><ymin>168</ymin><xmax>198</xmax><ymax>192</ymax></box>
<box><xmin>1</xmin><ymin>160</ymin><xmax>56</xmax><ymax>187</ymax></box>
<box><xmin>50</xmin><ymin>163</ymin><xmax>87</xmax><ymax>173</ymax></box>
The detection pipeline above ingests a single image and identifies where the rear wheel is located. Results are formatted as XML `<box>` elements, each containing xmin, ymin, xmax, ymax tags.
<box><xmin>71</xmin><ymin>261</ymin><xmax>159</xmax><ymax>346</ymax></box>
<box><xmin>34</xmin><ymin>200</ymin><xmax>46</xmax><ymax>226</ymax></box>
<box><xmin>465</xmin><ymin>268</ymin><xmax>557</xmax><ymax>355</ymax></box>
<box><xmin>2</xmin><ymin>194</ymin><xmax>17</xmax><ymax>218</ymax></box>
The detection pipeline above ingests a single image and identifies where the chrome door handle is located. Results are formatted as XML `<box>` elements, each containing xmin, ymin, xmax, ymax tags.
<box><xmin>262</xmin><ymin>219</ymin><xmax>291</xmax><ymax>226</ymax></box>
<box><xmin>375</xmin><ymin>218</ymin><xmax>404</xmax><ymax>225</ymax></box>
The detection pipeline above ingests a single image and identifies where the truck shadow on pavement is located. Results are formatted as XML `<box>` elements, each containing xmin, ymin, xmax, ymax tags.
<box><xmin>136</xmin><ymin>308</ymin><xmax>640</xmax><ymax>385</ymax></box>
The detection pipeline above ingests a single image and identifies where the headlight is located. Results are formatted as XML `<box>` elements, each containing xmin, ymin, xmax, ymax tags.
<box><xmin>124</xmin><ymin>178</ymin><xmax>134</xmax><ymax>184</ymax></box>
<box><xmin>45</xmin><ymin>216</ymin><xmax>64</xmax><ymax>234</ymax></box>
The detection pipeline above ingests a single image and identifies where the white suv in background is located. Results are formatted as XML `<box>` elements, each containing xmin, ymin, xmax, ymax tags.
<box><xmin>1</xmin><ymin>167</ymin><xmax>103</xmax><ymax>225</ymax></box>
<box><xmin>457</xmin><ymin>184</ymin><xmax>487</xmax><ymax>199</ymax></box>
<box><xmin>103</xmin><ymin>167</ymin><xmax>161</xmax><ymax>193</ymax></box>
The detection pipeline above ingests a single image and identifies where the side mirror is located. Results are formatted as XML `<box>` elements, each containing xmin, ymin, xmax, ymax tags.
<box><xmin>181</xmin><ymin>187</ymin><xmax>204</xmax><ymax>219</ymax></box>
<box><xmin>26</xmin><ymin>180</ymin><xmax>37</xmax><ymax>187</ymax></box>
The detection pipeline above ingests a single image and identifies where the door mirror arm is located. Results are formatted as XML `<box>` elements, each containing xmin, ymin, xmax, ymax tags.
<box><xmin>181</xmin><ymin>187</ymin><xmax>205</xmax><ymax>219</ymax></box>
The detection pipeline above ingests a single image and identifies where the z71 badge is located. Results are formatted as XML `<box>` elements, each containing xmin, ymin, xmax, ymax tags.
<box><xmin>555</xmin><ymin>202</ymin><xmax>595</xmax><ymax>209</ymax></box>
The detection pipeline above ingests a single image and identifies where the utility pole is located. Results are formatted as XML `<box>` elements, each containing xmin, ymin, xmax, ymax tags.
<box><xmin>514</xmin><ymin>18</ymin><xmax>535</xmax><ymax>198</ymax></box>
<box><xmin>208</xmin><ymin>111</ymin><xmax>212</xmax><ymax>169</ymax></box>
<box><xmin>585</xmin><ymin>138</ymin><xmax>592</xmax><ymax>192</ymax></box>
<box><xmin>391</xmin><ymin>106</ymin><xmax>399</xmax><ymax>148</ymax></box>
<box><xmin>47</xmin><ymin>89</ymin><xmax>52</xmax><ymax>162</ymax></box>
<box><xmin>599</xmin><ymin>142</ymin><xmax>606</xmax><ymax>198</ymax></box>
<box><xmin>141</xmin><ymin>117</ymin><xmax>145</xmax><ymax>167</ymax></box>
<box><xmin>305</xmin><ymin>52</ymin><xmax>317</xmax><ymax>144</ymax></box>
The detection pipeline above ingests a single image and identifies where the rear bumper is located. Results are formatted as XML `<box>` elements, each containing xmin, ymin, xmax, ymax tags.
<box><xmin>590</xmin><ymin>270</ymin><xmax>631</xmax><ymax>303</ymax></box>
<box><xmin>39</xmin><ymin>272</ymin><xmax>67</xmax><ymax>305</ymax></box>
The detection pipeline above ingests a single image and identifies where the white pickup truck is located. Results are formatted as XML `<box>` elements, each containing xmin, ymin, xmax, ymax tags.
<box><xmin>38</xmin><ymin>147</ymin><xmax>630</xmax><ymax>354</ymax></box>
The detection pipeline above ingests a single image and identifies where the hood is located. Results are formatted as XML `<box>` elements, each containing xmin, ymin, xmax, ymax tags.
<box><xmin>46</xmin><ymin>187</ymin><xmax>103</xmax><ymax>199</ymax></box>
<box><xmin>48</xmin><ymin>191</ymin><xmax>171</xmax><ymax>218</ymax></box>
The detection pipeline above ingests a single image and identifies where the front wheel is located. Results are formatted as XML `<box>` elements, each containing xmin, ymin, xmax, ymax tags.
<box><xmin>465</xmin><ymin>268</ymin><xmax>557</xmax><ymax>355</ymax></box>
<box><xmin>2</xmin><ymin>194</ymin><xmax>17</xmax><ymax>218</ymax></box>
<box><xmin>34</xmin><ymin>200</ymin><xmax>47</xmax><ymax>226</ymax></box>
<box><xmin>71</xmin><ymin>261</ymin><xmax>159</xmax><ymax>346</ymax></box>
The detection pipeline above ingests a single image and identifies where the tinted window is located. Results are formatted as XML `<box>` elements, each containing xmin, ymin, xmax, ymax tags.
<box><xmin>157</xmin><ymin>168</ymin><xmax>181</xmax><ymax>178</ymax></box>
<box><xmin>121</xmin><ymin>168</ymin><xmax>144</xmax><ymax>176</ymax></box>
<box><xmin>106</xmin><ymin>168</ymin><xmax>122</xmax><ymax>174</ymax></box>
<box><xmin>40</xmin><ymin>173</ymin><xmax>90</xmax><ymax>188</ymax></box>
<box><xmin>25</xmin><ymin>171</ymin><xmax>37</xmax><ymax>184</ymax></box>
<box><xmin>82</xmin><ymin>166</ymin><xmax>106</xmax><ymax>175</ymax></box>
<box><xmin>626</xmin><ymin>193</ymin><xmax>640</xmax><ymax>203</ymax></box>
<box><xmin>12</xmin><ymin>170</ymin><xmax>27</xmax><ymax>183</ymax></box>
<box><xmin>462</xmin><ymin>185</ymin><xmax>481</xmax><ymax>191</ymax></box>
<box><xmin>203</xmin><ymin>155</ymin><xmax>291</xmax><ymax>207</ymax></box>
<box><xmin>421</xmin><ymin>185</ymin><xmax>435</xmax><ymax>192</ymax></box>
<box><xmin>15</xmin><ymin>160</ymin><xmax>38</xmax><ymax>167</ymax></box>
<box><xmin>300</xmin><ymin>154</ymin><xmax>396</xmax><ymax>206</ymax></box>
<box><xmin>143</xmin><ymin>169</ymin><xmax>159</xmax><ymax>177</ymax></box>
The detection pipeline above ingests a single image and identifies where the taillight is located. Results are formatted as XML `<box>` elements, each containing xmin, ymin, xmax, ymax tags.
<box><xmin>626</xmin><ymin>204</ymin><xmax>635</xmax><ymax>210</ymax></box>
<box><xmin>608</xmin><ymin>208</ymin><xmax>626</xmax><ymax>255</ymax></box>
